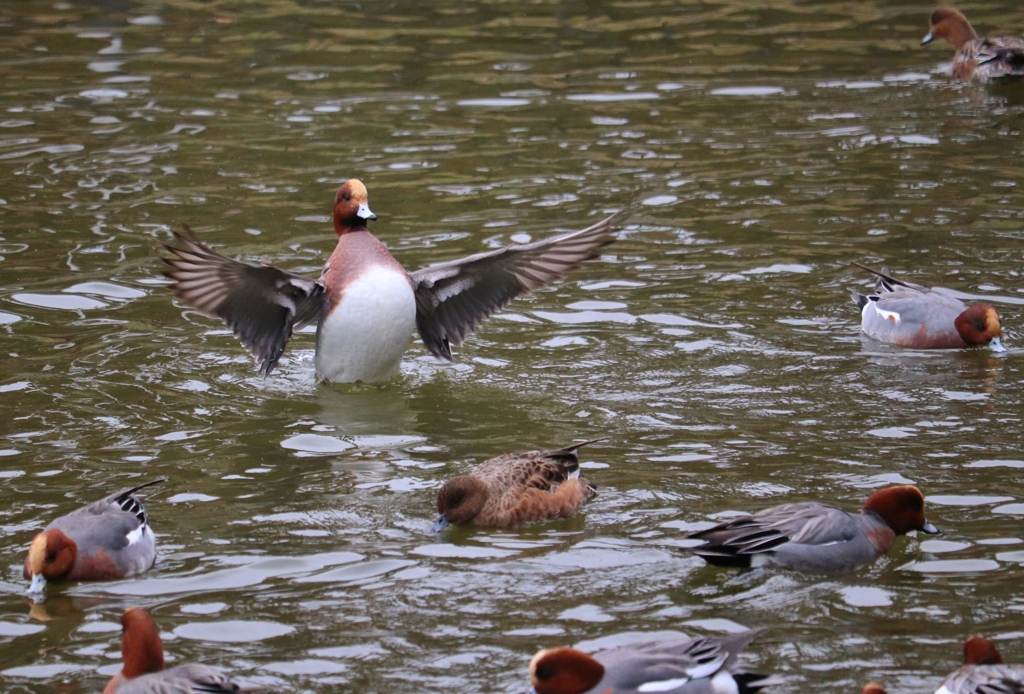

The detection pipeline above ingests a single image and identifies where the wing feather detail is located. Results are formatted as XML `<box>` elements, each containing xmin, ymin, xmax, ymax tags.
<box><xmin>409</xmin><ymin>212</ymin><xmax>623</xmax><ymax>359</ymax></box>
<box><xmin>162</xmin><ymin>230</ymin><xmax>326</xmax><ymax>376</ymax></box>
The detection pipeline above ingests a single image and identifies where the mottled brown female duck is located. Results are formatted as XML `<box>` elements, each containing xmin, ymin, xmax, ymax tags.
<box><xmin>432</xmin><ymin>439</ymin><xmax>604</xmax><ymax>531</ymax></box>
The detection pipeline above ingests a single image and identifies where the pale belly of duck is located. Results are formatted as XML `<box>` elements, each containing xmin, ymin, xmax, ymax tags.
<box><xmin>314</xmin><ymin>266</ymin><xmax>416</xmax><ymax>383</ymax></box>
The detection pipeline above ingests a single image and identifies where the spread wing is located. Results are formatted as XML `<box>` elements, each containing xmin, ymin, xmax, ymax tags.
<box><xmin>162</xmin><ymin>230</ymin><xmax>326</xmax><ymax>376</ymax></box>
<box><xmin>408</xmin><ymin>212</ymin><xmax>622</xmax><ymax>359</ymax></box>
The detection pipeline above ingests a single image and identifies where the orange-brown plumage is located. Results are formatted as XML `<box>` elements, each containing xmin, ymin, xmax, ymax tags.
<box><xmin>964</xmin><ymin>636</ymin><xmax>1004</xmax><ymax>666</ymax></box>
<box><xmin>104</xmin><ymin>607</ymin><xmax>253</xmax><ymax>693</ymax></box>
<box><xmin>530</xmin><ymin>648</ymin><xmax>605</xmax><ymax>694</ymax></box>
<box><xmin>433</xmin><ymin>439</ymin><xmax>604</xmax><ymax>531</ymax></box>
<box><xmin>120</xmin><ymin>608</ymin><xmax>165</xmax><ymax>679</ymax></box>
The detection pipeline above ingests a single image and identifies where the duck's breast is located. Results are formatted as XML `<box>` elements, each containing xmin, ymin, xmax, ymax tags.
<box><xmin>316</xmin><ymin>233</ymin><xmax>416</xmax><ymax>383</ymax></box>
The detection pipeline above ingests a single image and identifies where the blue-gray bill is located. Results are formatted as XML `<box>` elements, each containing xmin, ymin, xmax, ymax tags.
<box><xmin>431</xmin><ymin>515</ymin><xmax>450</xmax><ymax>533</ymax></box>
<box><xmin>27</xmin><ymin>574</ymin><xmax>45</xmax><ymax>594</ymax></box>
<box><xmin>921</xmin><ymin>32</ymin><xmax>934</xmax><ymax>45</ymax></box>
<box><xmin>922</xmin><ymin>521</ymin><xmax>940</xmax><ymax>534</ymax></box>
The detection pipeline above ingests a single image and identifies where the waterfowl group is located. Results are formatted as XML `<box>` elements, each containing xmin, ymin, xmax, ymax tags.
<box><xmin>12</xmin><ymin>4</ymin><xmax>1022</xmax><ymax>692</ymax></box>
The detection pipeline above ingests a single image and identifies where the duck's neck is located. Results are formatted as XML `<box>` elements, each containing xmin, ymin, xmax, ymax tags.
<box><xmin>334</xmin><ymin>219</ymin><xmax>369</xmax><ymax>236</ymax></box>
<box><xmin>948</xmin><ymin>20</ymin><xmax>978</xmax><ymax>49</ymax></box>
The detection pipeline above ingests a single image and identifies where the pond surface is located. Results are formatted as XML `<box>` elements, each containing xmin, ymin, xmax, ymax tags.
<box><xmin>2</xmin><ymin>0</ymin><xmax>1024</xmax><ymax>692</ymax></box>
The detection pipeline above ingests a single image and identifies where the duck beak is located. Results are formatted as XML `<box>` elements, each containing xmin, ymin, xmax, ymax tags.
<box><xmin>431</xmin><ymin>515</ymin><xmax>450</xmax><ymax>533</ymax></box>
<box><xmin>989</xmin><ymin>337</ymin><xmax>1007</xmax><ymax>353</ymax></box>
<box><xmin>27</xmin><ymin>574</ymin><xmax>46</xmax><ymax>594</ymax></box>
<box><xmin>921</xmin><ymin>32</ymin><xmax>934</xmax><ymax>45</ymax></box>
<box><xmin>357</xmin><ymin>202</ymin><xmax>376</xmax><ymax>221</ymax></box>
<box><xmin>921</xmin><ymin>521</ymin><xmax>939</xmax><ymax>535</ymax></box>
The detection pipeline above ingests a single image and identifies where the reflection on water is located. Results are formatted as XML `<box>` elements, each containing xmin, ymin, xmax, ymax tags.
<box><xmin>2</xmin><ymin>0</ymin><xmax>1024</xmax><ymax>692</ymax></box>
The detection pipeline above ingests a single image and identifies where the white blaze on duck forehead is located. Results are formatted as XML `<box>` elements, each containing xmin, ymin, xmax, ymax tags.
<box><xmin>27</xmin><ymin>533</ymin><xmax>48</xmax><ymax>574</ymax></box>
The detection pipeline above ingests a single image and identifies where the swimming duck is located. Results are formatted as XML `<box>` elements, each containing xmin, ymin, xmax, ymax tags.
<box><xmin>104</xmin><ymin>607</ymin><xmax>253</xmax><ymax>693</ymax></box>
<box><xmin>432</xmin><ymin>438</ymin><xmax>603</xmax><ymax>532</ymax></box>
<box><xmin>850</xmin><ymin>263</ymin><xmax>1005</xmax><ymax>352</ymax></box>
<box><xmin>936</xmin><ymin>636</ymin><xmax>1024</xmax><ymax>694</ymax></box>
<box><xmin>24</xmin><ymin>479</ymin><xmax>163</xmax><ymax>593</ymax></box>
<box><xmin>861</xmin><ymin>684</ymin><xmax>887</xmax><ymax>694</ymax></box>
<box><xmin>922</xmin><ymin>7</ymin><xmax>1024</xmax><ymax>82</ymax></box>
<box><xmin>162</xmin><ymin>180</ymin><xmax>621</xmax><ymax>383</ymax></box>
<box><xmin>528</xmin><ymin>628</ymin><xmax>781</xmax><ymax>694</ymax></box>
<box><xmin>684</xmin><ymin>485</ymin><xmax>939</xmax><ymax>573</ymax></box>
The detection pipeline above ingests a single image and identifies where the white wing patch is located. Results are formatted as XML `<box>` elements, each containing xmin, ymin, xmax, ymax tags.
<box><xmin>125</xmin><ymin>525</ymin><xmax>151</xmax><ymax>546</ymax></box>
<box><xmin>869</xmin><ymin>302</ymin><xmax>900</xmax><ymax>324</ymax></box>
<box><xmin>637</xmin><ymin>654</ymin><xmax>729</xmax><ymax>692</ymax></box>
<box><xmin>638</xmin><ymin>677</ymin><xmax>692</xmax><ymax>692</ymax></box>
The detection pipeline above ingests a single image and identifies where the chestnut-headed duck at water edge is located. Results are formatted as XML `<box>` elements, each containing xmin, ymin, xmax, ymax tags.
<box><xmin>861</xmin><ymin>684</ymin><xmax>887</xmax><ymax>694</ymax></box>
<box><xmin>528</xmin><ymin>627</ymin><xmax>782</xmax><ymax>694</ymax></box>
<box><xmin>922</xmin><ymin>8</ymin><xmax>1024</xmax><ymax>82</ymax></box>
<box><xmin>850</xmin><ymin>263</ymin><xmax>1005</xmax><ymax>352</ymax></box>
<box><xmin>23</xmin><ymin>479</ymin><xmax>163</xmax><ymax>593</ymax></box>
<box><xmin>935</xmin><ymin>636</ymin><xmax>1024</xmax><ymax>694</ymax></box>
<box><xmin>162</xmin><ymin>179</ymin><xmax>623</xmax><ymax>384</ymax></box>
<box><xmin>104</xmin><ymin>607</ymin><xmax>254</xmax><ymax>693</ymax></box>
<box><xmin>432</xmin><ymin>438</ymin><xmax>604</xmax><ymax>532</ymax></box>
<box><xmin>683</xmin><ymin>485</ymin><xmax>938</xmax><ymax>573</ymax></box>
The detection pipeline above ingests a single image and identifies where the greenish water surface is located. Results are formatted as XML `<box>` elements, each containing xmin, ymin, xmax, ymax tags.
<box><xmin>2</xmin><ymin>1</ymin><xmax>1024</xmax><ymax>692</ymax></box>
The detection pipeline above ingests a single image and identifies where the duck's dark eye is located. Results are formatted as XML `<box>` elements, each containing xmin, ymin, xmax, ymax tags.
<box><xmin>535</xmin><ymin>663</ymin><xmax>557</xmax><ymax>681</ymax></box>
<box><xmin>342</xmin><ymin>192</ymin><xmax>351</xmax><ymax>202</ymax></box>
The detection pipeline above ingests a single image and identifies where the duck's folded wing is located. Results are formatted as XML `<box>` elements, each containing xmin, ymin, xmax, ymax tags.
<box><xmin>975</xmin><ymin>37</ymin><xmax>1024</xmax><ymax>74</ymax></box>
<box><xmin>852</xmin><ymin>262</ymin><xmax>922</xmax><ymax>293</ymax></box>
<box><xmin>688</xmin><ymin>503</ymin><xmax>856</xmax><ymax>560</ymax></box>
<box><xmin>117</xmin><ymin>664</ymin><xmax>248</xmax><ymax>693</ymax></box>
<box><xmin>942</xmin><ymin>665</ymin><xmax>1024</xmax><ymax>694</ymax></box>
<box><xmin>601</xmin><ymin>632</ymin><xmax>763</xmax><ymax>689</ymax></box>
<box><xmin>408</xmin><ymin>212</ymin><xmax>621</xmax><ymax>359</ymax></box>
<box><xmin>162</xmin><ymin>231</ymin><xmax>325</xmax><ymax>376</ymax></box>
